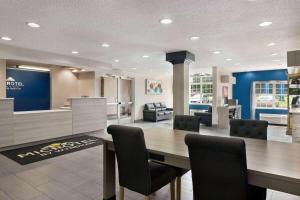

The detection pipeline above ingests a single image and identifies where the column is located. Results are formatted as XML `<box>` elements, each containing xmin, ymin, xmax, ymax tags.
<box><xmin>166</xmin><ymin>51</ymin><xmax>195</xmax><ymax>115</ymax></box>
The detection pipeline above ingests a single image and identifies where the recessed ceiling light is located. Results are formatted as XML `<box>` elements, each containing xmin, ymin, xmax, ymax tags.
<box><xmin>114</xmin><ymin>59</ymin><xmax>119</xmax><ymax>63</ymax></box>
<box><xmin>226</xmin><ymin>58</ymin><xmax>232</xmax><ymax>61</ymax></box>
<box><xmin>1</xmin><ymin>36</ymin><xmax>12</xmax><ymax>41</ymax></box>
<box><xmin>71</xmin><ymin>51</ymin><xmax>79</xmax><ymax>54</ymax></box>
<box><xmin>160</xmin><ymin>18</ymin><xmax>173</xmax><ymax>25</ymax></box>
<box><xmin>81</xmin><ymin>69</ymin><xmax>86</xmax><ymax>72</ymax></box>
<box><xmin>27</xmin><ymin>22</ymin><xmax>40</xmax><ymax>28</ymax></box>
<box><xmin>142</xmin><ymin>55</ymin><xmax>149</xmax><ymax>58</ymax></box>
<box><xmin>267</xmin><ymin>42</ymin><xmax>276</xmax><ymax>46</ymax></box>
<box><xmin>190</xmin><ymin>36</ymin><xmax>200</xmax><ymax>40</ymax></box>
<box><xmin>213</xmin><ymin>51</ymin><xmax>221</xmax><ymax>54</ymax></box>
<box><xmin>259</xmin><ymin>21</ymin><xmax>272</xmax><ymax>27</ymax></box>
<box><xmin>271</xmin><ymin>53</ymin><xmax>278</xmax><ymax>56</ymax></box>
<box><xmin>101</xmin><ymin>43</ymin><xmax>110</xmax><ymax>48</ymax></box>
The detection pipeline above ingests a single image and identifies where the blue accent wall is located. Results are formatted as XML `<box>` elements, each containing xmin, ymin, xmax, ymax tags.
<box><xmin>6</xmin><ymin>68</ymin><xmax>50</xmax><ymax>111</ymax></box>
<box><xmin>232</xmin><ymin>69</ymin><xmax>288</xmax><ymax>119</ymax></box>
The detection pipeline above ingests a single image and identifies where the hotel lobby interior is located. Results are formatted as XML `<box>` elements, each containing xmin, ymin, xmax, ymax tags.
<box><xmin>1</xmin><ymin>1</ymin><xmax>300</xmax><ymax>200</ymax></box>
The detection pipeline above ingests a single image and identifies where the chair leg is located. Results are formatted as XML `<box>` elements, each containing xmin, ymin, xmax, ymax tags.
<box><xmin>176</xmin><ymin>177</ymin><xmax>181</xmax><ymax>200</ymax></box>
<box><xmin>170</xmin><ymin>179</ymin><xmax>175</xmax><ymax>200</ymax></box>
<box><xmin>145</xmin><ymin>196</ymin><xmax>151</xmax><ymax>200</ymax></box>
<box><xmin>119</xmin><ymin>186</ymin><xmax>124</xmax><ymax>200</ymax></box>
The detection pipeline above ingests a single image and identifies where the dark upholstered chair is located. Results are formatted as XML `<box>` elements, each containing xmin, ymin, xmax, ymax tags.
<box><xmin>194</xmin><ymin>106</ymin><xmax>212</xmax><ymax>126</ymax></box>
<box><xmin>173</xmin><ymin>115</ymin><xmax>201</xmax><ymax>200</ymax></box>
<box><xmin>107</xmin><ymin>125</ymin><xmax>176</xmax><ymax>200</ymax></box>
<box><xmin>173</xmin><ymin>115</ymin><xmax>201</xmax><ymax>132</ymax></box>
<box><xmin>230</xmin><ymin>119</ymin><xmax>268</xmax><ymax>140</ymax></box>
<box><xmin>229</xmin><ymin>108</ymin><xmax>236</xmax><ymax>119</ymax></box>
<box><xmin>185</xmin><ymin>134</ymin><xmax>267</xmax><ymax>200</ymax></box>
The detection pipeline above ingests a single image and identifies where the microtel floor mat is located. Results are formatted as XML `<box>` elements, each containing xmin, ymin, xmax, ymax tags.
<box><xmin>1</xmin><ymin>135</ymin><xmax>102</xmax><ymax>165</ymax></box>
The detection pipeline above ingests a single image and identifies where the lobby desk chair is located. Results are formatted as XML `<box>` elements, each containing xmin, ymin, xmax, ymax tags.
<box><xmin>185</xmin><ymin>134</ymin><xmax>266</xmax><ymax>200</ymax></box>
<box><xmin>173</xmin><ymin>115</ymin><xmax>201</xmax><ymax>200</ymax></box>
<box><xmin>230</xmin><ymin>119</ymin><xmax>268</xmax><ymax>140</ymax></box>
<box><xmin>107</xmin><ymin>125</ymin><xmax>177</xmax><ymax>200</ymax></box>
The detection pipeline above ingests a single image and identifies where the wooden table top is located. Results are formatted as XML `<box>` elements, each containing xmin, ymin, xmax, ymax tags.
<box><xmin>101</xmin><ymin>127</ymin><xmax>300</xmax><ymax>187</ymax></box>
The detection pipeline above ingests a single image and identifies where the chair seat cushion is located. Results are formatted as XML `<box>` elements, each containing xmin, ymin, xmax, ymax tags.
<box><xmin>164</xmin><ymin>111</ymin><xmax>172</xmax><ymax>115</ymax></box>
<box><xmin>157</xmin><ymin>112</ymin><xmax>165</xmax><ymax>116</ymax></box>
<box><xmin>149</xmin><ymin>161</ymin><xmax>176</xmax><ymax>193</ymax></box>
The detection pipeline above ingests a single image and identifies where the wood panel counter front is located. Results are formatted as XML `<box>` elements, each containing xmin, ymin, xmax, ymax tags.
<box><xmin>100</xmin><ymin>127</ymin><xmax>300</xmax><ymax>199</ymax></box>
<box><xmin>0</xmin><ymin>97</ymin><xmax>107</xmax><ymax>148</ymax></box>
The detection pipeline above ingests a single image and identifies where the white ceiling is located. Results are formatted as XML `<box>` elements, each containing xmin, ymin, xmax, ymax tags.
<box><xmin>1</xmin><ymin>0</ymin><xmax>300</xmax><ymax>75</ymax></box>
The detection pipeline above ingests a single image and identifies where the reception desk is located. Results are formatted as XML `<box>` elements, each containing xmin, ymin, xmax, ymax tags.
<box><xmin>217</xmin><ymin>105</ymin><xmax>241</xmax><ymax>129</ymax></box>
<box><xmin>0</xmin><ymin>97</ymin><xmax>107</xmax><ymax>148</ymax></box>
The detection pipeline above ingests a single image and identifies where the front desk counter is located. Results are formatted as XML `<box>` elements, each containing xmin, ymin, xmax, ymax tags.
<box><xmin>217</xmin><ymin>105</ymin><xmax>241</xmax><ymax>129</ymax></box>
<box><xmin>0</xmin><ymin>97</ymin><xmax>107</xmax><ymax>148</ymax></box>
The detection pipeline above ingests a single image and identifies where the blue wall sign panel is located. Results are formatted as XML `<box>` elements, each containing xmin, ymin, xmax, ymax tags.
<box><xmin>6</xmin><ymin>68</ymin><xmax>50</xmax><ymax>111</ymax></box>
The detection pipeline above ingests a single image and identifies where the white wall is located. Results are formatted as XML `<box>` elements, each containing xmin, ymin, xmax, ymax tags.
<box><xmin>77</xmin><ymin>72</ymin><xmax>96</xmax><ymax>97</ymax></box>
<box><xmin>0</xmin><ymin>59</ymin><xmax>6</xmax><ymax>98</ymax></box>
<box><xmin>133</xmin><ymin>75</ymin><xmax>173</xmax><ymax>120</ymax></box>
<box><xmin>50</xmin><ymin>67</ymin><xmax>79</xmax><ymax>109</ymax></box>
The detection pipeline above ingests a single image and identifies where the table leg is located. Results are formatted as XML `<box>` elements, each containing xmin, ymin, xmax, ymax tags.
<box><xmin>103</xmin><ymin>142</ymin><xmax>116</xmax><ymax>200</ymax></box>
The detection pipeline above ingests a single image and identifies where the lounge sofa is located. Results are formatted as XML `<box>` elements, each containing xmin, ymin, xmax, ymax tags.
<box><xmin>194</xmin><ymin>106</ymin><xmax>212</xmax><ymax>126</ymax></box>
<box><xmin>143</xmin><ymin>102</ymin><xmax>173</xmax><ymax>122</ymax></box>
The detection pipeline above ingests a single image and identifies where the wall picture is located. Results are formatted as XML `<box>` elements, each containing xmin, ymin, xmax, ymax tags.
<box><xmin>146</xmin><ymin>79</ymin><xmax>163</xmax><ymax>95</ymax></box>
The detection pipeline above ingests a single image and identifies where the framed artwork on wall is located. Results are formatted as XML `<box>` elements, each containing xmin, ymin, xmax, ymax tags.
<box><xmin>146</xmin><ymin>79</ymin><xmax>163</xmax><ymax>95</ymax></box>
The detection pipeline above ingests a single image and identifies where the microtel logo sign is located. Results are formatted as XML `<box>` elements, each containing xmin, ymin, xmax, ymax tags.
<box><xmin>6</xmin><ymin>77</ymin><xmax>24</xmax><ymax>90</ymax></box>
<box><xmin>17</xmin><ymin>138</ymin><xmax>99</xmax><ymax>158</ymax></box>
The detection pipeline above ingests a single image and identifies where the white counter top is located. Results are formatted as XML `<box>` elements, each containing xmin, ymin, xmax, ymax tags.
<box><xmin>14</xmin><ymin>109</ymin><xmax>72</xmax><ymax>115</ymax></box>
<box><xmin>68</xmin><ymin>97</ymin><xmax>106</xmax><ymax>100</ymax></box>
<box><xmin>0</xmin><ymin>98</ymin><xmax>14</xmax><ymax>101</ymax></box>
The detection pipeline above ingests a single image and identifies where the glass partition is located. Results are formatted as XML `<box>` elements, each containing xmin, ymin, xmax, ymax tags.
<box><xmin>101</xmin><ymin>76</ymin><xmax>133</xmax><ymax>123</ymax></box>
<box><xmin>101</xmin><ymin>76</ymin><xmax>118</xmax><ymax>120</ymax></box>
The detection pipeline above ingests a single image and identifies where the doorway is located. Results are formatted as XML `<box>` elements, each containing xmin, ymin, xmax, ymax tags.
<box><xmin>101</xmin><ymin>75</ymin><xmax>133</xmax><ymax>125</ymax></box>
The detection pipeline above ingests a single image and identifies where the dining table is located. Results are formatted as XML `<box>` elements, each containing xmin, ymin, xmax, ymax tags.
<box><xmin>100</xmin><ymin>127</ymin><xmax>300</xmax><ymax>200</ymax></box>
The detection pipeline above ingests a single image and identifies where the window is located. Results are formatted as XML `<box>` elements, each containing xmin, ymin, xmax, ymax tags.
<box><xmin>190</xmin><ymin>73</ymin><xmax>213</xmax><ymax>104</ymax></box>
<box><xmin>253</xmin><ymin>81</ymin><xmax>287</xmax><ymax>109</ymax></box>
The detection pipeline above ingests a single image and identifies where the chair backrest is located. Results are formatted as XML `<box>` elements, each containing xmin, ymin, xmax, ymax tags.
<box><xmin>230</xmin><ymin>119</ymin><xmax>268</xmax><ymax>140</ymax></box>
<box><xmin>173</xmin><ymin>115</ymin><xmax>201</xmax><ymax>132</ymax></box>
<box><xmin>107</xmin><ymin>125</ymin><xmax>151</xmax><ymax>194</ymax></box>
<box><xmin>145</xmin><ymin>103</ymin><xmax>155</xmax><ymax>111</ymax></box>
<box><xmin>229</xmin><ymin>108</ymin><xmax>236</xmax><ymax>115</ymax></box>
<box><xmin>185</xmin><ymin>134</ymin><xmax>249</xmax><ymax>200</ymax></box>
<box><xmin>154</xmin><ymin>103</ymin><xmax>162</xmax><ymax>110</ymax></box>
<box><xmin>207</xmin><ymin>106</ymin><xmax>212</xmax><ymax>113</ymax></box>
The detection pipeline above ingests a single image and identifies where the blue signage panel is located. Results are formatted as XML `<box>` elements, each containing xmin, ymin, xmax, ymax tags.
<box><xmin>6</xmin><ymin>68</ymin><xmax>50</xmax><ymax>111</ymax></box>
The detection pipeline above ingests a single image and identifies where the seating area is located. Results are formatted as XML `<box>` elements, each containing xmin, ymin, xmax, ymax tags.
<box><xmin>194</xmin><ymin>106</ymin><xmax>212</xmax><ymax>126</ymax></box>
<box><xmin>103</xmin><ymin>118</ymin><xmax>275</xmax><ymax>200</ymax></box>
<box><xmin>143</xmin><ymin>102</ymin><xmax>173</xmax><ymax>122</ymax></box>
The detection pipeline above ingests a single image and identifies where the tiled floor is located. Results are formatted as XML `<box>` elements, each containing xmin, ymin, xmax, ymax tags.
<box><xmin>0</xmin><ymin>120</ymin><xmax>299</xmax><ymax>200</ymax></box>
